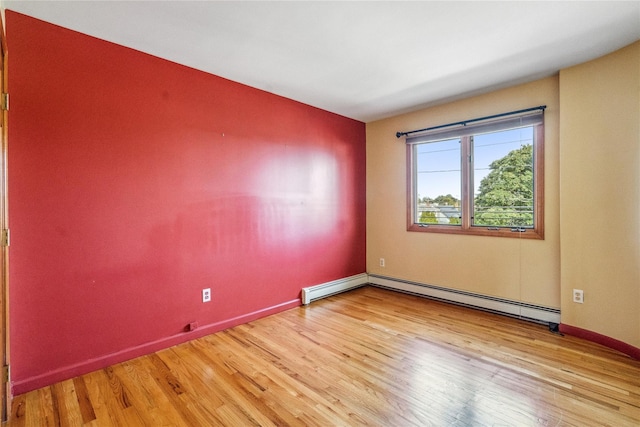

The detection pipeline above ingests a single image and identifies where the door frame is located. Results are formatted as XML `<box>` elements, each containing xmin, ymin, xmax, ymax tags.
<box><xmin>0</xmin><ymin>10</ymin><xmax>10</xmax><ymax>423</ymax></box>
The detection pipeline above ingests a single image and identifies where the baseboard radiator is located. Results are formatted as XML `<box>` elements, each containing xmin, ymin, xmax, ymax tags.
<box><xmin>301</xmin><ymin>273</ymin><xmax>560</xmax><ymax>325</ymax></box>
<box><xmin>301</xmin><ymin>273</ymin><xmax>369</xmax><ymax>305</ymax></box>
<box><xmin>368</xmin><ymin>274</ymin><xmax>560</xmax><ymax>325</ymax></box>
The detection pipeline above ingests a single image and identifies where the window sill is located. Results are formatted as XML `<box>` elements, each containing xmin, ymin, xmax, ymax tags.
<box><xmin>407</xmin><ymin>223</ymin><xmax>544</xmax><ymax>240</ymax></box>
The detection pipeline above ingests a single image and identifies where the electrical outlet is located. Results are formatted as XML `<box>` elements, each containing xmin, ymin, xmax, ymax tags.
<box><xmin>379</xmin><ymin>258</ymin><xmax>385</xmax><ymax>267</ymax></box>
<box><xmin>202</xmin><ymin>288</ymin><xmax>211</xmax><ymax>303</ymax></box>
<box><xmin>572</xmin><ymin>289</ymin><xmax>584</xmax><ymax>304</ymax></box>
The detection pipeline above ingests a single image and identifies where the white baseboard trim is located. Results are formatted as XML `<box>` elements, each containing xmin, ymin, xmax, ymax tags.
<box><xmin>301</xmin><ymin>273</ymin><xmax>369</xmax><ymax>304</ymax></box>
<box><xmin>368</xmin><ymin>274</ymin><xmax>560</xmax><ymax>324</ymax></box>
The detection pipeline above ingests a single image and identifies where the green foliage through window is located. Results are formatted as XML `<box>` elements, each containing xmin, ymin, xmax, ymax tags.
<box><xmin>474</xmin><ymin>144</ymin><xmax>533</xmax><ymax>227</ymax></box>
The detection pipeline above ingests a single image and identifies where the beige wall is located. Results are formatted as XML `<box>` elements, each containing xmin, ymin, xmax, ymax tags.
<box><xmin>559</xmin><ymin>41</ymin><xmax>640</xmax><ymax>348</ymax></box>
<box><xmin>366</xmin><ymin>77</ymin><xmax>561</xmax><ymax>308</ymax></box>
<box><xmin>367</xmin><ymin>41</ymin><xmax>640</xmax><ymax>350</ymax></box>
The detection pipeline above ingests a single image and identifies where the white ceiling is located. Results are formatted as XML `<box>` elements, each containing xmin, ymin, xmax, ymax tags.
<box><xmin>4</xmin><ymin>1</ymin><xmax>640</xmax><ymax>122</ymax></box>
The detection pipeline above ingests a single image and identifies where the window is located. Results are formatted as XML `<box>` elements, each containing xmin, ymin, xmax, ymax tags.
<box><xmin>405</xmin><ymin>108</ymin><xmax>544</xmax><ymax>239</ymax></box>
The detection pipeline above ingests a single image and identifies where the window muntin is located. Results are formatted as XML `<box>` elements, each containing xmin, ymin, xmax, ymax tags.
<box><xmin>407</xmin><ymin>113</ymin><xmax>544</xmax><ymax>239</ymax></box>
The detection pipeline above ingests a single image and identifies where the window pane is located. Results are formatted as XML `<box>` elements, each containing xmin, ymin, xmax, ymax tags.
<box><xmin>414</xmin><ymin>138</ymin><xmax>461</xmax><ymax>225</ymax></box>
<box><xmin>473</xmin><ymin>127</ymin><xmax>534</xmax><ymax>227</ymax></box>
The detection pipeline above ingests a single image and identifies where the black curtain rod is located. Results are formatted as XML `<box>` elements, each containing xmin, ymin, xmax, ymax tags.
<box><xmin>395</xmin><ymin>105</ymin><xmax>547</xmax><ymax>139</ymax></box>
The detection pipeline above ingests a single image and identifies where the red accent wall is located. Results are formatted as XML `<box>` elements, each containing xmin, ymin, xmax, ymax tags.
<box><xmin>6</xmin><ymin>11</ymin><xmax>366</xmax><ymax>394</ymax></box>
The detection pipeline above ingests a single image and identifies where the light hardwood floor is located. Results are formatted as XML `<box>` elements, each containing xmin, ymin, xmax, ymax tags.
<box><xmin>7</xmin><ymin>286</ymin><xmax>640</xmax><ymax>426</ymax></box>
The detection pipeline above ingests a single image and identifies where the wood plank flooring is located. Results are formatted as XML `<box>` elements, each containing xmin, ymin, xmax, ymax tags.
<box><xmin>7</xmin><ymin>286</ymin><xmax>640</xmax><ymax>426</ymax></box>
